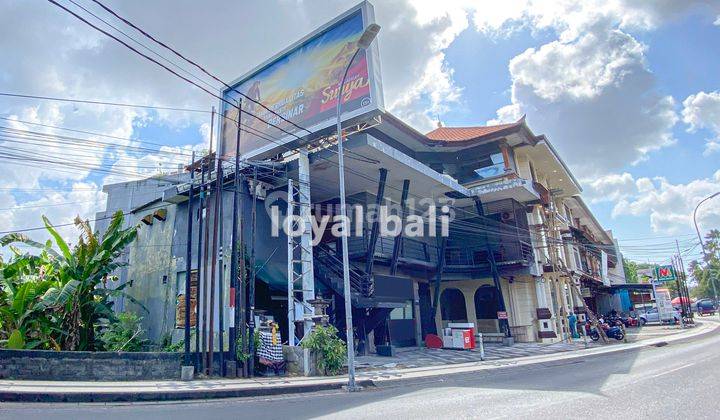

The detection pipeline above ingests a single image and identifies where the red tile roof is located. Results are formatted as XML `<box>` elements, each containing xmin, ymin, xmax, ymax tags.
<box><xmin>425</xmin><ymin>118</ymin><xmax>524</xmax><ymax>144</ymax></box>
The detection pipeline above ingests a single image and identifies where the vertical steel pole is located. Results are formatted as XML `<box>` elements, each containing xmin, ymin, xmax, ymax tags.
<box><xmin>287</xmin><ymin>178</ymin><xmax>295</xmax><ymax>346</ymax></box>
<box><xmin>336</xmin><ymin>48</ymin><xmax>361</xmax><ymax>391</ymax></box>
<box><xmin>208</xmin><ymin>156</ymin><xmax>220</xmax><ymax>375</ymax></box>
<box><xmin>238</xmin><ymin>172</ymin><xmax>248</xmax><ymax>378</ymax></box>
<box><xmin>217</xmin><ymin>160</ymin><xmax>225</xmax><ymax>375</ymax></box>
<box><xmin>183</xmin><ymin>151</ymin><xmax>195</xmax><ymax>367</ymax></box>
<box><xmin>229</xmin><ymin>102</ymin><xmax>242</xmax><ymax>370</ymax></box>
<box><xmin>195</xmin><ymin>160</ymin><xmax>204</xmax><ymax>371</ymax></box>
<box><xmin>248</xmin><ymin>164</ymin><xmax>258</xmax><ymax>376</ymax></box>
<box><xmin>202</xmin><ymin>157</ymin><xmax>212</xmax><ymax>373</ymax></box>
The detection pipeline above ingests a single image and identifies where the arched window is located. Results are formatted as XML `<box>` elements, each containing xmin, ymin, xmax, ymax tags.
<box><xmin>474</xmin><ymin>285</ymin><xmax>499</xmax><ymax>319</ymax></box>
<box><xmin>440</xmin><ymin>288</ymin><xmax>467</xmax><ymax>321</ymax></box>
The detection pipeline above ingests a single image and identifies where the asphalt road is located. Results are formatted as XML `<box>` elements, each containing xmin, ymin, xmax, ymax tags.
<box><xmin>2</xmin><ymin>327</ymin><xmax>719</xmax><ymax>420</ymax></box>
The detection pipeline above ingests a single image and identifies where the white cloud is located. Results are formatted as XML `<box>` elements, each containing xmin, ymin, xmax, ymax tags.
<box><xmin>2</xmin><ymin>0</ymin><xmax>720</xmax><ymax>243</ymax></box>
<box><xmin>682</xmin><ymin>90</ymin><xmax>720</xmax><ymax>155</ymax></box>
<box><xmin>597</xmin><ymin>171</ymin><xmax>720</xmax><ymax>234</ymax></box>
<box><xmin>583</xmin><ymin>172</ymin><xmax>636</xmax><ymax>203</ymax></box>
<box><xmin>0</xmin><ymin>182</ymin><xmax>106</xmax><ymax>245</ymax></box>
<box><xmin>715</xmin><ymin>15</ymin><xmax>720</xmax><ymax>25</ymax></box>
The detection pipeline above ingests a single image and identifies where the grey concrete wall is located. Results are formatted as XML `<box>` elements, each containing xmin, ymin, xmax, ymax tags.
<box><xmin>0</xmin><ymin>349</ymin><xmax>182</xmax><ymax>381</ymax></box>
<box><xmin>98</xmin><ymin>171</ymin><xmax>290</xmax><ymax>347</ymax></box>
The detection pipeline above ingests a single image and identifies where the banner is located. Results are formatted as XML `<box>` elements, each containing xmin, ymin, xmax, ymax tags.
<box><xmin>221</xmin><ymin>3</ymin><xmax>382</xmax><ymax>158</ymax></box>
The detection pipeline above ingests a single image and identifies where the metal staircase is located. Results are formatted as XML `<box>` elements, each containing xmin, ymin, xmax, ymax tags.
<box><xmin>314</xmin><ymin>242</ymin><xmax>401</xmax><ymax>349</ymax></box>
<box><xmin>314</xmin><ymin>242</ymin><xmax>374</xmax><ymax>305</ymax></box>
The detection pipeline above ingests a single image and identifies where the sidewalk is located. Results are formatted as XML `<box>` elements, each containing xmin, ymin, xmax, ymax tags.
<box><xmin>355</xmin><ymin>322</ymin><xmax>690</xmax><ymax>371</ymax></box>
<box><xmin>1</xmin><ymin>320</ymin><xmax>716</xmax><ymax>403</ymax></box>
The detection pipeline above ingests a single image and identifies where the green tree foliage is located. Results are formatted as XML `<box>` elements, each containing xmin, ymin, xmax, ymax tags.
<box><xmin>0</xmin><ymin>210</ymin><xmax>140</xmax><ymax>351</ymax></box>
<box><xmin>623</xmin><ymin>258</ymin><xmax>638</xmax><ymax>283</ymax></box>
<box><xmin>690</xmin><ymin>230</ymin><xmax>720</xmax><ymax>300</ymax></box>
<box><xmin>301</xmin><ymin>325</ymin><xmax>347</xmax><ymax>376</ymax></box>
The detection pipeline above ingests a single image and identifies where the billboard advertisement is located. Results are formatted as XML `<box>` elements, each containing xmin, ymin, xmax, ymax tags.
<box><xmin>220</xmin><ymin>1</ymin><xmax>383</xmax><ymax>158</ymax></box>
<box><xmin>655</xmin><ymin>265</ymin><xmax>676</xmax><ymax>282</ymax></box>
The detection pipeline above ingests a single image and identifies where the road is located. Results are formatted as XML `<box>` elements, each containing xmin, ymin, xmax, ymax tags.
<box><xmin>2</xmin><ymin>327</ymin><xmax>719</xmax><ymax>420</ymax></box>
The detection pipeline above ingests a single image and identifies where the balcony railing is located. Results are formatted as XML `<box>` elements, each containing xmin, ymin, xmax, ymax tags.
<box><xmin>339</xmin><ymin>230</ymin><xmax>533</xmax><ymax>271</ymax></box>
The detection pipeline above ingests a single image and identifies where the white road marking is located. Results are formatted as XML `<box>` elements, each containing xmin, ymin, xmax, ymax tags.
<box><xmin>651</xmin><ymin>362</ymin><xmax>696</xmax><ymax>378</ymax></box>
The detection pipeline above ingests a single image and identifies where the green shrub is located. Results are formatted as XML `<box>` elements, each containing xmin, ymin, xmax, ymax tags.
<box><xmin>301</xmin><ymin>325</ymin><xmax>346</xmax><ymax>376</ymax></box>
<box><xmin>159</xmin><ymin>333</ymin><xmax>185</xmax><ymax>352</ymax></box>
<box><xmin>100</xmin><ymin>312</ymin><xmax>149</xmax><ymax>352</ymax></box>
<box><xmin>236</xmin><ymin>329</ymin><xmax>262</xmax><ymax>361</ymax></box>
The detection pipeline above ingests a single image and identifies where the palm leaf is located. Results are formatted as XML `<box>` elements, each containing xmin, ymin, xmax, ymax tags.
<box><xmin>42</xmin><ymin>216</ymin><xmax>73</xmax><ymax>262</ymax></box>
<box><xmin>0</xmin><ymin>233</ymin><xmax>61</xmax><ymax>259</ymax></box>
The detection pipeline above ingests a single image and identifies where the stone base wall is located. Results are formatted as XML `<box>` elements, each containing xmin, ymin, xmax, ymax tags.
<box><xmin>0</xmin><ymin>349</ymin><xmax>183</xmax><ymax>381</ymax></box>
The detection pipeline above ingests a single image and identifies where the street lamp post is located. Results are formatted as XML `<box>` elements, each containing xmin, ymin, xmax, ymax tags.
<box><xmin>335</xmin><ymin>23</ymin><xmax>380</xmax><ymax>392</ymax></box>
<box><xmin>693</xmin><ymin>192</ymin><xmax>719</xmax><ymax>316</ymax></box>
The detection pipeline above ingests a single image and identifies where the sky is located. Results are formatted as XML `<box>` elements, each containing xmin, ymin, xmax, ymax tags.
<box><xmin>0</xmin><ymin>0</ymin><xmax>719</xmax><ymax>265</ymax></box>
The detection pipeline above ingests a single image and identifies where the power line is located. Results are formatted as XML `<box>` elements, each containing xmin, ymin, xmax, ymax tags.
<box><xmin>87</xmin><ymin>0</ymin><xmax>315</xmax><ymax>137</ymax></box>
<box><xmin>0</xmin><ymin>116</ymin><xmax>195</xmax><ymax>155</ymax></box>
<box><xmin>0</xmin><ymin>92</ymin><xmax>208</xmax><ymax>113</ymax></box>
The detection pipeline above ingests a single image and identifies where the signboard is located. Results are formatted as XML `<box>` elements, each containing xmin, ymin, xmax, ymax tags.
<box><xmin>655</xmin><ymin>265</ymin><xmax>676</xmax><ymax>282</ymax></box>
<box><xmin>221</xmin><ymin>1</ymin><xmax>384</xmax><ymax>159</ymax></box>
<box><xmin>497</xmin><ymin>311</ymin><xmax>508</xmax><ymax>320</ymax></box>
<box><xmin>654</xmin><ymin>286</ymin><xmax>674</xmax><ymax>320</ymax></box>
<box><xmin>580</xmin><ymin>287</ymin><xmax>592</xmax><ymax>298</ymax></box>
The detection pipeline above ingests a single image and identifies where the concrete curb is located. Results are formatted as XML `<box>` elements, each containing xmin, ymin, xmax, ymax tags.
<box><xmin>1</xmin><ymin>320</ymin><xmax>717</xmax><ymax>403</ymax></box>
<box><xmin>0</xmin><ymin>378</ymin><xmax>376</xmax><ymax>403</ymax></box>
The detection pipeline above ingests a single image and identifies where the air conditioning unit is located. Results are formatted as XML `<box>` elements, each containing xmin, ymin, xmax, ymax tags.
<box><xmin>501</xmin><ymin>211</ymin><xmax>514</xmax><ymax>222</ymax></box>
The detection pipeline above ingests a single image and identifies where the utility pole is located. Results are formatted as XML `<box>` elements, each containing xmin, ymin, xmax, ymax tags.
<box><xmin>183</xmin><ymin>151</ymin><xmax>195</xmax><ymax>371</ymax></box>
<box><xmin>675</xmin><ymin>240</ymin><xmax>693</xmax><ymax>324</ymax></box>
<box><xmin>208</xmin><ymin>150</ymin><xmax>221</xmax><ymax>375</ymax></box>
<box><xmin>230</xmin><ymin>99</ymin><xmax>243</xmax><ymax>377</ymax></box>
<box><xmin>202</xmin><ymin>107</ymin><xmax>219</xmax><ymax>374</ymax></box>
<box><xmin>248</xmin><ymin>164</ymin><xmax>258</xmax><ymax>376</ymax></box>
<box><xmin>195</xmin><ymin>156</ymin><xmax>206</xmax><ymax>372</ymax></box>
<box><xmin>671</xmin><ymin>256</ymin><xmax>685</xmax><ymax>328</ymax></box>
<box><xmin>216</xmin><ymin>159</ymin><xmax>225</xmax><ymax>376</ymax></box>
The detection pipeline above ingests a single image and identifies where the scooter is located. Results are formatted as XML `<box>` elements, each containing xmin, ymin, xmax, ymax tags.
<box><xmin>585</xmin><ymin>321</ymin><xmax>600</xmax><ymax>341</ymax></box>
<box><xmin>585</xmin><ymin>320</ymin><xmax>625</xmax><ymax>341</ymax></box>
<box><xmin>599</xmin><ymin>319</ymin><xmax>625</xmax><ymax>341</ymax></box>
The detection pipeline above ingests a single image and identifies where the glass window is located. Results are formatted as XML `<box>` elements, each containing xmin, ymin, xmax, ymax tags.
<box><xmin>474</xmin><ymin>153</ymin><xmax>505</xmax><ymax>179</ymax></box>
<box><xmin>390</xmin><ymin>300</ymin><xmax>413</xmax><ymax>320</ymax></box>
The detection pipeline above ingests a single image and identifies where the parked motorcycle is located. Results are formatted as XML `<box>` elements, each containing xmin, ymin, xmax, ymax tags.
<box><xmin>585</xmin><ymin>321</ymin><xmax>600</xmax><ymax>341</ymax></box>
<box><xmin>585</xmin><ymin>319</ymin><xmax>625</xmax><ymax>341</ymax></box>
<box><xmin>599</xmin><ymin>318</ymin><xmax>626</xmax><ymax>341</ymax></box>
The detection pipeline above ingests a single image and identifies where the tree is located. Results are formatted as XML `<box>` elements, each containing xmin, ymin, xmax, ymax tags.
<box><xmin>689</xmin><ymin>229</ymin><xmax>720</xmax><ymax>300</ymax></box>
<box><xmin>622</xmin><ymin>259</ymin><xmax>654</xmax><ymax>284</ymax></box>
<box><xmin>0</xmin><ymin>210</ymin><xmax>140</xmax><ymax>351</ymax></box>
<box><xmin>623</xmin><ymin>258</ymin><xmax>638</xmax><ymax>283</ymax></box>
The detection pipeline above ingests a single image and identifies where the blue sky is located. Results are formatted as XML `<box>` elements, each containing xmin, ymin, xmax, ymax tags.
<box><xmin>1</xmin><ymin>0</ymin><xmax>718</xmax><ymax>264</ymax></box>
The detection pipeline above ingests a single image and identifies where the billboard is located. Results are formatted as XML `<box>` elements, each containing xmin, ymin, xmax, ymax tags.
<box><xmin>220</xmin><ymin>1</ymin><xmax>384</xmax><ymax>159</ymax></box>
<box><xmin>655</xmin><ymin>265</ymin><xmax>676</xmax><ymax>282</ymax></box>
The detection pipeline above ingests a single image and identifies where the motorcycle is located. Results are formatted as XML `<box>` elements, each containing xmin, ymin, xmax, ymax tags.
<box><xmin>599</xmin><ymin>318</ymin><xmax>625</xmax><ymax>341</ymax></box>
<box><xmin>584</xmin><ymin>321</ymin><xmax>600</xmax><ymax>341</ymax></box>
<box><xmin>585</xmin><ymin>319</ymin><xmax>625</xmax><ymax>341</ymax></box>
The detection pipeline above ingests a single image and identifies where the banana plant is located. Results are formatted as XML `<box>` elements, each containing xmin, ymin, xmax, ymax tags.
<box><xmin>0</xmin><ymin>210</ymin><xmax>141</xmax><ymax>351</ymax></box>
